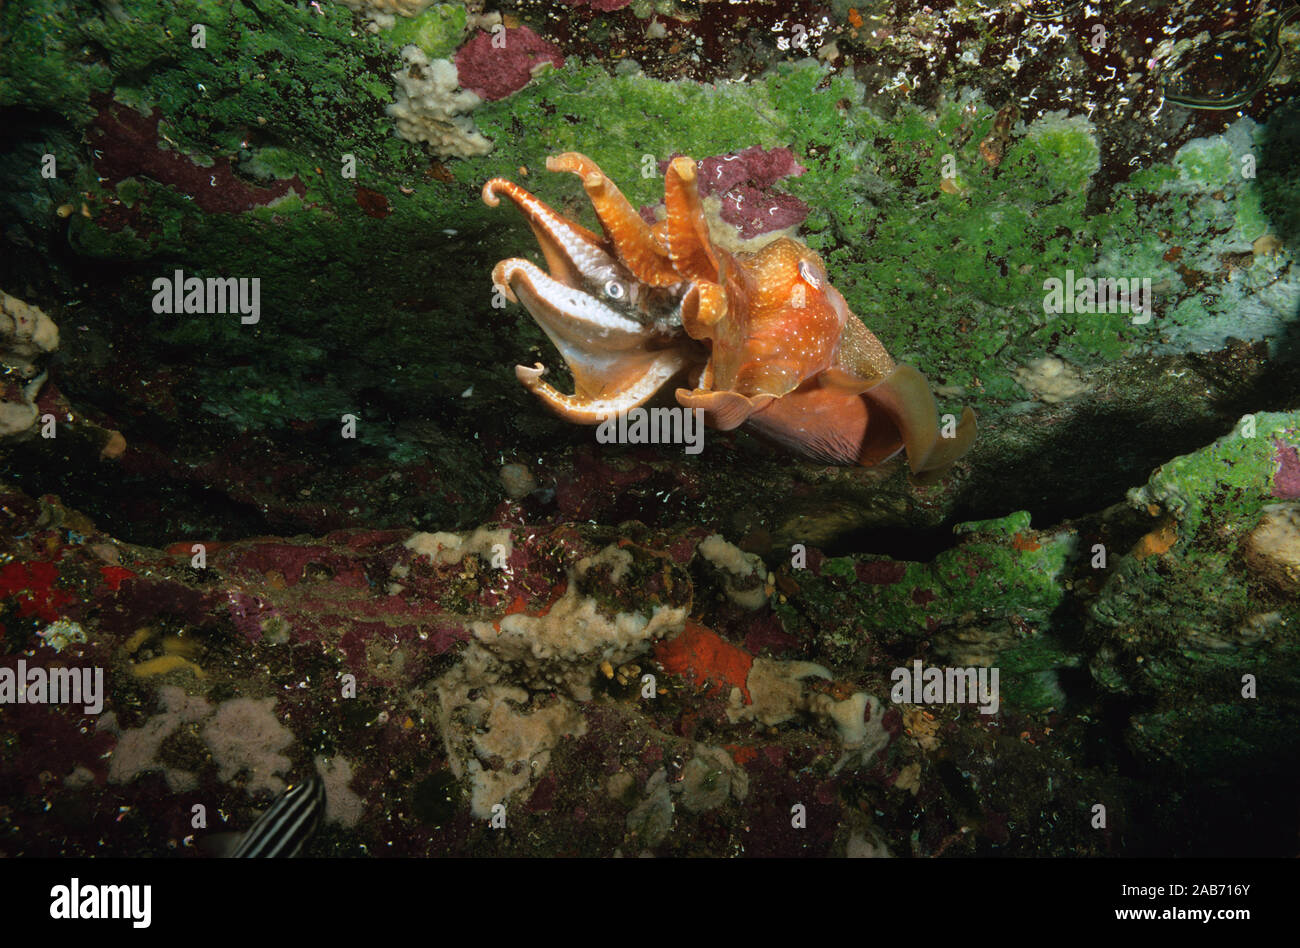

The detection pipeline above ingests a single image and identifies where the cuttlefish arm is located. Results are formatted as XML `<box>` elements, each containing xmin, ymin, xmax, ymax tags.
<box><xmin>516</xmin><ymin>357</ymin><xmax>694</xmax><ymax>424</ymax></box>
<box><xmin>663</xmin><ymin>156</ymin><xmax>721</xmax><ymax>285</ymax></box>
<box><xmin>545</xmin><ymin>152</ymin><xmax>681</xmax><ymax>287</ymax></box>
<box><xmin>483</xmin><ymin>177</ymin><xmax>607</xmax><ymax>289</ymax></box>
<box><xmin>484</xmin><ymin>172</ymin><xmax>699</xmax><ymax>424</ymax></box>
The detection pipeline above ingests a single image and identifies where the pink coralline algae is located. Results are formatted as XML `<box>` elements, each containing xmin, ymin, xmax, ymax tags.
<box><xmin>716</xmin><ymin>186</ymin><xmax>810</xmax><ymax>239</ymax></box>
<box><xmin>1272</xmin><ymin>439</ymin><xmax>1300</xmax><ymax>499</ymax></box>
<box><xmin>644</xmin><ymin>146</ymin><xmax>810</xmax><ymax>240</ymax></box>
<box><xmin>89</xmin><ymin>99</ymin><xmax>304</xmax><ymax>215</ymax></box>
<box><xmin>695</xmin><ymin>146</ymin><xmax>808</xmax><ymax>196</ymax></box>
<box><xmin>454</xmin><ymin>26</ymin><xmax>565</xmax><ymax>101</ymax></box>
<box><xmin>854</xmin><ymin>559</ymin><xmax>907</xmax><ymax>585</ymax></box>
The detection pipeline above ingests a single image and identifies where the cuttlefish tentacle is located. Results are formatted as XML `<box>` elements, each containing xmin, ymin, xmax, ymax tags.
<box><xmin>484</xmin><ymin>177</ymin><xmax>701</xmax><ymax>425</ymax></box>
<box><xmin>545</xmin><ymin>153</ymin><xmax>681</xmax><ymax>287</ymax></box>
<box><xmin>493</xmin><ymin>257</ymin><xmax>680</xmax><ymax>408</ymax></box>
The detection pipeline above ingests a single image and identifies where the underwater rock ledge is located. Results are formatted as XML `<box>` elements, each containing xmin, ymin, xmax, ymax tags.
<box><xmin>1</xmin><ymin>409</ymin><xmax>1296</xmax><ymax>855</ymax></box>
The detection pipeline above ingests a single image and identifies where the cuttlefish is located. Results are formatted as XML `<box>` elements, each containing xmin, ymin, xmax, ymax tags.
<box><xmin>483</xmin><ymin>152</ymin><xmax>975</xmax><ymax>472</ymax></box>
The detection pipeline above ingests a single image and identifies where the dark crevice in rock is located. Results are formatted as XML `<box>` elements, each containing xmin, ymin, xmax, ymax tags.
<box><xmin>818</xmin><ymin>522</ymin><xmax>963</xmax><ymax>562</ymax></box>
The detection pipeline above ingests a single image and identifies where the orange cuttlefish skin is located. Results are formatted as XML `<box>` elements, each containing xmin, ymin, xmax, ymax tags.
<box><xmin>483</xmin><ymin>152</ymin><xmax>976</xmax><ymax>472</ymax></box>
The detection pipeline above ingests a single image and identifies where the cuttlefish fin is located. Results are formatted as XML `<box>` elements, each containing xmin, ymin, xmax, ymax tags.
<box><xmin>675</xmin><ymin>388</ymin><xmax>772</xmax><ymax>431</ymax></box>
<box><xmin>860</xmin><ymin>364</ymin><xmax>976</xmax><ymax>473</ymax></box>
<box><xmin>817</xmin><ymin>366</ymin><xmax>875</xmax><ymax>396</ymax></box>
<box><xmin>546</xmin><ymin>153</ymin><xmax>681</xmax><ymax>287</ymax></box>
<box><xmin>664</xmin><ymin>157</ymin><xmax>720</xmax><ymax>284</ymax></box>
<box><xmin>736</xmin><ymin>378</ymin><xmax>901</xmax><ymax>467</ymax></box>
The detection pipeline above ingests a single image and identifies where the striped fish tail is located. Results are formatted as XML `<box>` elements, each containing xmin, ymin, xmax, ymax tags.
<box><xmin>233</xmin><ymin>775</ymin><xmax>326</xmax><ymax>858</ymax></box>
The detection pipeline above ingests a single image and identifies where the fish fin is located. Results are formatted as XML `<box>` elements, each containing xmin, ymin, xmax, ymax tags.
<box><xmin>198</xmin><ymin>831</ymin><xmax>245</xmax><ymax>859</ymax></box>
<box><xmin>740</xmin><ymin>381</ymin><xmax>898</xmax><ymax>466</ymax></box>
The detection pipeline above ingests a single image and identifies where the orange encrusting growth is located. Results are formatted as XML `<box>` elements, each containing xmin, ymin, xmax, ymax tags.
<box><xmin>654</xmin><ymin>620</ymin><xmax>754</xmax><ymax>704</ymax></box>
<box><xmin>1134</xmin><ymin>520</ymin><xmax>1178</xmax><ymax>558</ymax></box>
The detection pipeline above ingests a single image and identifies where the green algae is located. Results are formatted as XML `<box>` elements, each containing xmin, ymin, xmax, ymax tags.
<box><xmin>1129</xmin><ymin>410</ymin><xmax>1298</xmax><ymax>539</ymax></box>
<box><xmin>781</xmin><ymin>414</ymin><xmax>1298</xmax><ymax>715</ymax></box>
<box><xmin>794</xmin><ymin>511</ymin><xmax>1073</xmax><ymax>676</ymax></box>
<box><xmin>1086</xmin><ymin>409</ymin><xmax>1300</xmax><ymax>771</ymax></box>
<box><xmin>383</xmin><ymin>4</ymin><xmax>468</xmax><ymax>60</ymax></box>
<box><xmin>468</xmin><ymin>63</ymin><xmax>793</xmax><ymax>210</ymax></box>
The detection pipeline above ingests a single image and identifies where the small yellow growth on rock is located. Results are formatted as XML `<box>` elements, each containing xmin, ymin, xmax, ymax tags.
<box><xmin>100</xmin><ymin>429</ymin><xmax>128</xmax><ymax>460</ymax></box>
<box><xmin>1133</xmin><ymin>518</ymin><xmax>1178</xmax><ymax>559</ymax></box>
<box><xmin>1</xmin><ymin>290</ymin><xmax>59</xmax><ymax>438</ymax></box>
<box><xmin>126</xmin><ymin>628</ymin><xmax>204</xmax><ymax>677</ymax></box>
<box><xmin>1014</xmin><ymin>356</ymin><xmax>1088</xmax><ymax>404</ymax></box>
<box><xmin>124</xmin><ymin>627</ymin><xmax>154</xmax><ymax>654</ymax></box>
<box><xmin>161</xmin><ymin>632</ymin><xmax>200</xmax><ymax>660</ymax></box>
<box><xmin>894</xmin><ymin>761</ymin><xmax>922</xmax><ymax>795</ymax></box>
<box><xmin>130</xmin><ymin>654</ymin><xmax>205</xmax><ymax>678</ymax></box>
<box><xmin>1252</xmin><ymin>234</ymin><xmax>1283</xmax><ymax>256</ymax></box>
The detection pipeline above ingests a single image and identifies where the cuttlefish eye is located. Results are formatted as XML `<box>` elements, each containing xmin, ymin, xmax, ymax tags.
<box><xmin>797</xmin><ymin>260</ymin><xmax>822</xmax><ymax>289</ymax></box>
<box><xmin>604</xmin><ymin>280</ymin><xmax>626</xmax><ymax>299</ymax></box>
